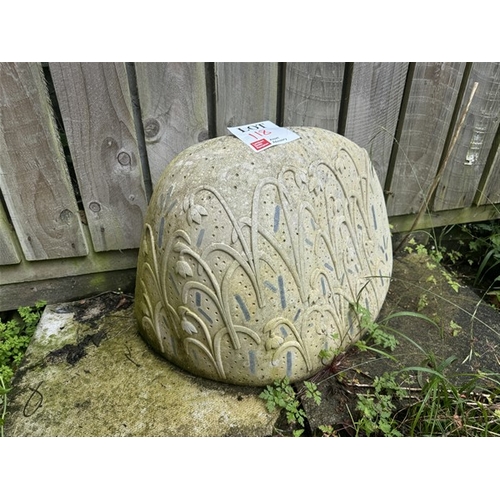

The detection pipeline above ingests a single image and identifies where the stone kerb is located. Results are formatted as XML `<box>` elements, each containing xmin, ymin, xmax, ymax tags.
<box><xmin>134</xmin><ymin>127</ymin><xmax>392</xmax><ymax>386</ymax></box>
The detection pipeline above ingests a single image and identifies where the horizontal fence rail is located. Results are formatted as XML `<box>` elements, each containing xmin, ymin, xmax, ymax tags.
<box><xmin>1</xmin><ymin>62</ymin><xmax>499</xmax><ymax>310</ymax></box>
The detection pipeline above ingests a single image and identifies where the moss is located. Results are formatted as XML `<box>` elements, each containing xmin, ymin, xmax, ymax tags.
<box><xmin>5</xmin><ymin>294</ymin><xmax>278</xmax><ymax>436</ymax></box>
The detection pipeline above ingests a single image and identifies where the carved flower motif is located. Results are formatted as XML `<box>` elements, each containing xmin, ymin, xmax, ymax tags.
<box><xmin>308</xmin><ymin>289</ymin><xmax>322</xmax><ymax>305</ymax></box>
<box><xmin>315</xmin><ymin>322</ymin><xmax>327</xmax><ymax>336</ymax></box>
<box><xmin>265</xmin><ymin>335</ymin><xmax>284</xmax><ymax>351</ymax></box>
<box><xmin>187</xmin><ymin>204</ymin><xmax>208</xmax><ymax>225</ymax></box>
<box><xmin>181</xmin><ymin>317</ymin><xmax>198</xmax><ymax>335</ymax></box>
<box><xmin>308</xmin><ymin>174</ymin><xmax>324</xmax><ymax>195</ymax></box>
<box><xmin>176</xmin><ymin>259</ymin><xmax>193</xmax><ymax>278</ymax></box>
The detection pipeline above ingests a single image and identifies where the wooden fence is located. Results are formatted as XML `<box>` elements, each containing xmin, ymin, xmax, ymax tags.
<box><xmin>1</xmin><ymin>62</ymin><xmax>499</xmax><ymax>311</ymax></box>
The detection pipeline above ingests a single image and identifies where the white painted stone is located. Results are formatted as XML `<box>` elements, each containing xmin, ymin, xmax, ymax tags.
<box><xmin>135</xmin><ymin>127</ymin><xmax>392</xmax><ymax>386</ymax></box>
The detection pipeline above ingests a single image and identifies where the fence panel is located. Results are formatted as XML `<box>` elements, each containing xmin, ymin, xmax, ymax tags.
<box><xmin>480</xmin><ymin>142</ymin><xmax>500</xmax><ymax>204</ymax></box>
<box><xmin>135</xmin><ymin>62</ymin><xmax>210</xmax><ymax>186</ymax></box>
<box><xmin>0</xmin><ymin>200</ymin><xmax>20</xmax><ymax>265</ymax></box>
<box><xmin>0</xmin><ymin>62</ymin><xmax>88</xmax><ymax>261</ymax></box>
<box><xmin>50</xmin><ymin>62</ymin><xmax>148</xmax><ymax>252</ymax></box>
<box><xmin>386</xmin><ymin>62</ymin><xmax>466</xmax><ymax>217</ymax></box>
<box><xmin>344</xmin><ymin>62</ymin><xmax>409</xmax><ymax>185</ymax></box>
<box><xmin>434</xmin><ymin>62</ymin><xmax>500</xmax><ymax>210</ymax></box>
<box><xmin>214</xmin><ymin>62</ymin><xmax>279</xmax><ymax>135</ymax></box>
<box><xmin>1</xmin><ymin>61</ymin><xmax>500</xmax><ymax>311</ymax></box>
<box><xmin>283</xmin><ymin>62</ymin><xmax>345</xmax><ymax>131</ymax></box>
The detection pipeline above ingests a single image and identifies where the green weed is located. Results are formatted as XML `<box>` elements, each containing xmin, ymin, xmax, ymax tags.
<box><xmin>0</xmin><ymin>300</ymin><xmax>46</xmax><ymax>437</ymax></box>
<box><xmin>259</xmin><ymin>226</ymin><xmax>500</xmax><ymax>436</ymax></box>
<box><xmin>259</xmin><ymin>376</ymin><xmax>321</xmax><ymax>436</ymax></box>
<box><xmin>351</xmin><ymin>312</ymin><xmax>500</xmax><ymax>437</ymax></box>
<box><xmin>317</xmin><ymin>424</ymin><xmax>337</xmax><ymax>437</ymax></box>
<box><xmin>418</xmin><ymin>221</ymin><xmax>500</xmax><ymax>296</ymax></box>
<box><xmin>399</xmin><ymin>364</ymin><xmax>500</xmax><ymax>437</ymax></box>
<box><xmin>405</xmin><ymin>237</ymin><xmax>461</xmax><ymax>292</ymax></box>
<box><xmin>417</xmin><ymin>293</ymin><xmax>429</xmax><ymax>312</ymax></box>
<box><xmin>463</xmin><ymin>221</ymin><xmax>500</xmax><ymax>286</ymax></box>
<box><xmin>354</xmin><ymin>372</ymin><xmax>407</xmax><ymax>437</ymax></box>
<box><xmin>352</xmin><ymin>302</ymin><xmax>399</xmax><ymax>352</ymax></box>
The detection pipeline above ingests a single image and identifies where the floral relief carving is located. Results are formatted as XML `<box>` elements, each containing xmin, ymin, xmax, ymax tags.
<box><xmin>135</xmin><ymin>128</ymin><xmax>392</xmax><ymax>385</ymax></box>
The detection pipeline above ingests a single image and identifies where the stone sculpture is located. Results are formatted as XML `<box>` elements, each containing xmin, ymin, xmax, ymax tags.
<box><xmin>135</xmin><ymin>127</ymin><xmax>392</xmax><ymax>386</ymax></box>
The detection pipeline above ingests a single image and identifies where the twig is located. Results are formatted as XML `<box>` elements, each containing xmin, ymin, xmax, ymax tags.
<box><xmin>0</xmin><ymin>375</ymin><xmax>8</xmax><ymax>437</ymax></box>
<box><xmin>395</xmin><ymin>81</ymin><xmax>479</xmax><ymax>253</ymax></box>
<box><xmin>124</xmin><ymin>344</ymin><xmax>141</xmax><ymax>367</ymax></box>
<box><xmin>23</xmin><ymin>381</ymin><xmax>44</xmax><ymax>417</ymax></box>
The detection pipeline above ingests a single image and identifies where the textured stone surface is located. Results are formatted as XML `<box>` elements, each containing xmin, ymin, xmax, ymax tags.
<box><xmin>5</xmin><ymin>294</ymin><xmax>278</xmax><ymax>437</ymax></box>
<box><xmin>135</xmin><ymin>127</ymin><xmax>392</xmax><ymax>386</ymax></box>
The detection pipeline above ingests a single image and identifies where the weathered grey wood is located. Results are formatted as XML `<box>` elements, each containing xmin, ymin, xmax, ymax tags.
<box><xmin>386</xmin><ymin>62</ymin><xmax>466</xmax><ymax>216</ymax></box>
<box><xmin>433</xmin><ymin>63</ymin><xmax>500</xmax><ymax>210</ymax></box>
<box><xmin>0</xmin><ymin>62</ymin><xmax>88</xmax><ymax>261</ymax></box>
<box><xmin>2</xmin><ymin>60</ymin><xmax>500</xmax><ymax>313</ymax></box>
<box><xmin>1</xmin><ymin>243</ymin><xmax>138</xmax><ymax>286</ymax></box>
<box><xmin>479</xmin><ymin>143</ymin><xmax>500</xmax><ymax>204</ymax></box>
<box><xmin>50</xmin><ymin>62</ymin><xmax>148</xmax><ymax>252</ymax></box>
<box><xmin>135</xmin><ymin>63</ymin><xmax>209</xmax><ymax>186</ymax></box>
<box><xmin>389</xmin><ymin>202</ymin><xmax>500</xmax><ymax>233</ymax></box>
<box><xmin>0</xmin><ymin>268</ymin><xmax>137</xmax><ymax>311</ymax></box>
<box><xmin>215</xmin><ymin>63</ymin><xmax>279</xmax><ymax>135</ymax></box>
<box><xmin>0</xmin><ymin>197</ymin><xmax>20</xmax><ymax>264</ymax></box>
<box><xmin>283</xmin><ymin>63</ymin><xmax>345</xmax><ymax>132</ymax></box>
<box><xmin>344</xmin><ymin>62</ymin><xmax>409</xmax><ymax>185</ymax></box>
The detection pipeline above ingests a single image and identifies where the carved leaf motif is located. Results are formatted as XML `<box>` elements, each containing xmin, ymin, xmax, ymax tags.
<box><xmin>265</xmin><ymin>336</ymin><xmax>284</xmax><ymax>351</ymax></box>
<box><xmin>173</xmin><ymin>242</ymin><xmax>185</xmax><ymax>252</ymax></box>
<box><xmin>295</xmin><ymin>170</ymin><xmax>308</xmax><ymax>188</ymax></box>
<box><xmin>176</xmin><ymin>259</ymin><xmax>193</xmax><ymax>277</ymax></box>
<box><xmin>182</xmin><ymin>195</ymin><xmax>192</xmax><ymax>212</ymax></box>
<box><xmin>308</xmin><ymin>175</ymin><xmax>318</xmax><ymax>193</ymax></box>
<box><xmin>181</xmin><ymin>317</ymin><xmax>198</xmax><ymax>335</ymax></box>
<box><xmin>190</xmin><ymin>208</ymin><xmax>201</xmax><ymax>225</ymax></box>
<box><xmin>188</xmin><ymin>204</ymin><xmax>208</xmax><ymax>225</ymax></box>
<box><xmin>231</xmin><ymin>227</ymin><xmax>238</xmax><ymax>244</ymax></box>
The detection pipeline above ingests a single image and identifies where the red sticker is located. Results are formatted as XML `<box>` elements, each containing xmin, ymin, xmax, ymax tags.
<box><xmin>250</xmin><ymin>138</ymin><xmax>271</xmax><ymax>151</ymax></box>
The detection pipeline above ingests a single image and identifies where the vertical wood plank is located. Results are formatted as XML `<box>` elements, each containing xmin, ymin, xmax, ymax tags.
<box><xmin>135</xmin><ymin>63</ymin><xmax>209</xmax><ymax>186</ymax></box>
<box><xmin>479</xmin><ymin>142</ymin><xmax>500</xmax><ymax>204</ymax></box>
<box><xmin>0</xmin><ymin>196</ymin><xmax>21</xmax><ymax>264</ymax></box>
<box><xmin>386</xmin><ymin>62</ymin><xmax>466</xmax><ymax>216</ymax></box>
<box><xmin>433</xmin><ymin>63</ymin><xmax>500</xmax><ymax>210</ymax></box>
<box><xmin>215</xmin><ymin>63</ymin><xmax>279</xmax><ymax>135</ymax></box>
<box><xmin>344</xmin><ymin>62</ymin><xmax>409</xmax><ymax>185</ymax></box>
<box><xmin>50</xmin><ymin>62</ymin><xmax>148</xmax><ymax>252</ymax></box>
<box><xmin>0</xmin><ymin>62</ymin><xmax>88</xmax><ymax>261</ymax></box>
<box><xmin>283</xmin><ymin>63</ymin><xmax>345</xmax><ymax>132</ymax></box>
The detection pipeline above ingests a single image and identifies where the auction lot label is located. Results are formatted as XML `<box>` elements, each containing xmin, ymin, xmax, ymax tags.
<box><xmin>228</xmin><ymin>121</ymin><xmax>300</xmax><ymax>152</ymax></box>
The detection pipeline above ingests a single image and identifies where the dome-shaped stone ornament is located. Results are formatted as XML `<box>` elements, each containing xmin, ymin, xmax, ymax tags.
<box><xmin>135</xmin><ymin>127</ymin><xmax>392</xmax><ymax>386</ymax></box>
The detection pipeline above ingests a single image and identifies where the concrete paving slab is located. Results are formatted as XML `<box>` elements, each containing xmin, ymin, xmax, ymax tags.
<box><xmin>4</xmin><ymin>293</ymin><xmax>279</xmax><ymax>437</ymax></box>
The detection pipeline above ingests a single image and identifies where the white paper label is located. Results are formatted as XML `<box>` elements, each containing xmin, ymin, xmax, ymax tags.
<box><xmin>227</xmin><ymin>120</ymin><xmax>300</xmax><ymax>152</ymax></box>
